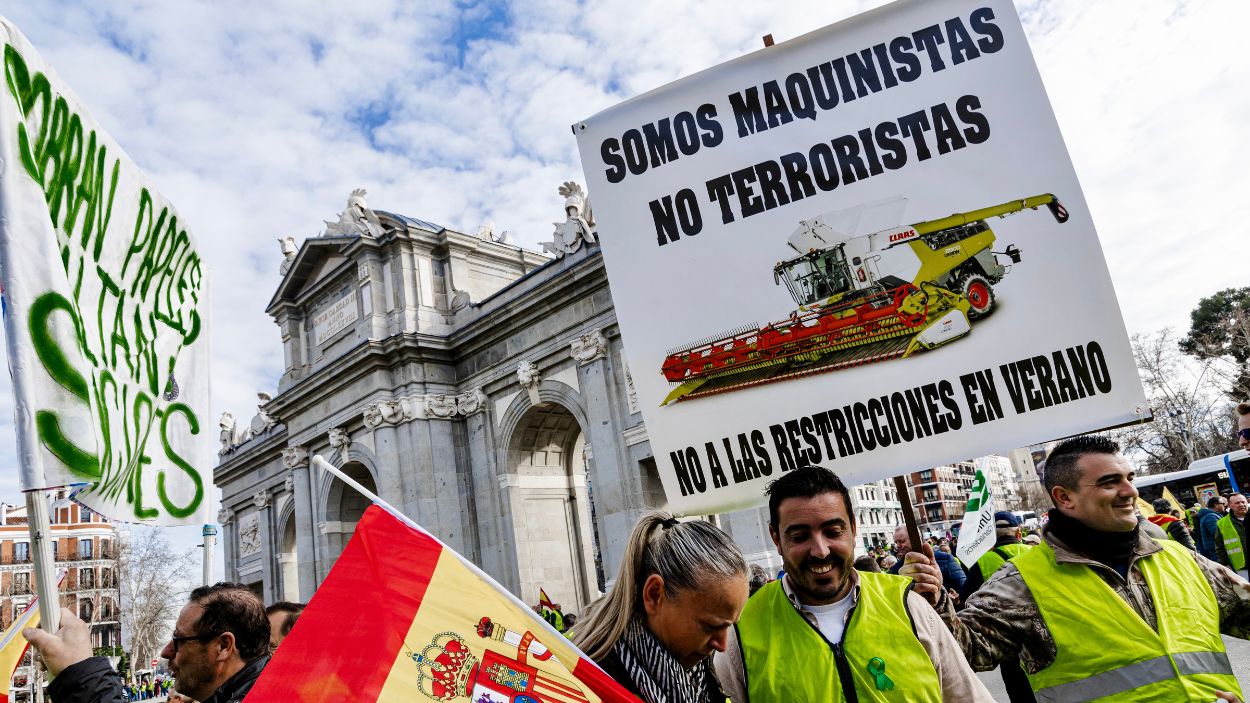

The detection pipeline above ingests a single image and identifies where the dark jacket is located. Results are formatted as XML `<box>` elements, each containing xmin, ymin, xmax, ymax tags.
<box><xmin>1196</xmin><ymin>508</ymin><xmax>1224</xmax><ymax>561</ymax></box>
<box><xmin>596</xmin><ymin>649</ymin><xmax>643</xmax><ymax>697</ymax></box>
<box><xmin>47</xmin><ymin>658</ymin><xmax>124</xmax><ymax>703</ymax></box>
<box><xmin>203</xmin><ymin>654</ymin><xmax>270</xmax><ymax>703</ymax></box>
<box><xmin>1195</xmin><ymin>505</ymin><xmax>1225</xmax><ymax>560</ymax></box>
<box><xmin>47</xmin><ymin>654</ymin><xmax>269</xmax><ymax>703</ymax></box>
<box><xmin>1146</xmin><ymin>514</ymin><xmax>1198</xmax><ymax>552</ymax></box>
<box><xmin>959</xmin><ymin>537</ymin><xmax>1025</xmax><ymax>603</ymax></box>
<box><xmin>890</xmin><ymin>546</ymin><xmax>967</xmax><ymax>593</ymax></box>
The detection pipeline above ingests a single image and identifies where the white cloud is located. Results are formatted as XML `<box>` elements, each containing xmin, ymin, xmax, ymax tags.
<box><xmin>0</xmin><ymin>0</ymin><xmax>1245</xmax><ymax>561</ymax></box>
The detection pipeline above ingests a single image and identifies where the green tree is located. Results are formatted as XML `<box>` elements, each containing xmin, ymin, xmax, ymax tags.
<box><xmin>1180</xmin><ymin>286</ymin><xmax>1250</xmax><ymax>401</ymax></box>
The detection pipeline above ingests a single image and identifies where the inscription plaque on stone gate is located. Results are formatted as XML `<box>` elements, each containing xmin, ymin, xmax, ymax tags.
<box><xmin>313</xmin><ymin>288</ymin><xmax>359</xmax><ymax>344</ymax></box>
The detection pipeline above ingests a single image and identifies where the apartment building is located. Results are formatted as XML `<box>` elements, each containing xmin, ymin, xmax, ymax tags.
<box><xmin>849</xmin><ymin>480</ymin><xmax>904</xmax><ymax>552</ymax></box>
<box><xmin>1</xmin><ymin>492</ymin><xmax>121</xmax><ymax>698</ymax></box>
<box><xmin>907</xmin><ymin>461</ymin><xmax>977</xmax><ymax>538</ymax></box>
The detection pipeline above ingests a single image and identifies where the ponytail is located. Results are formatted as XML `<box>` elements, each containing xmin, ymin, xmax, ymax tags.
<box><xmin>571</xmin><ymin>512</ymin><xmax>745</xmax><ymax>660</ymax></box>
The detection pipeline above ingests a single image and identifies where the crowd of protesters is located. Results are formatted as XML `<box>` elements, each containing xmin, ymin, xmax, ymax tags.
<box><xmin>21</xmin><ymin>403</ymin><xmax>1250</xmax><ymax>702</ymax></box>
<box><xmin>122</xmin><ymin>677</ymin><xmax>169</xmax><ymax>701</ymax></box>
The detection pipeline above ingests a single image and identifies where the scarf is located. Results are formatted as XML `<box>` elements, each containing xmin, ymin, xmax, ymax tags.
<box><xmin>612</xmin><ymin>616</ymin><xmax>715</xmax><ymax>703</ymax></box>
<box><xmin>1046</xmin><ymin>509</ymin><xmax>1139</xmax><ymax>578</ymax></box>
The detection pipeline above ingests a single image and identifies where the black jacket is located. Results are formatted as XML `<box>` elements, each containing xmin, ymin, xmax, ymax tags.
<box><xmin>202</xmin><ymin>654</ymin><xmax>270</xmax><ymax>703</ymax></box>
<box><xmin>47</xmin><ymin>654</ymin><xmax>269</xmax><ymax>703</ymax></box>
<box><xmin>47</xmin><ymin>657</ymin><xmax>125</xmax><ymax>703</ymax></box>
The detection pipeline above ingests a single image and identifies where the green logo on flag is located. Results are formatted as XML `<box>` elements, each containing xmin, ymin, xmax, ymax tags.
<box><xmin>965</xmin><ymin>469</ymin><xmax>989</xmax><ymax>511</ymax></box>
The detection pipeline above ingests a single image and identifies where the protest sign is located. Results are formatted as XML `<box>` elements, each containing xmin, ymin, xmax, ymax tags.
<box><xmin>0</xmin><ymin>17</ymin><xmax>210</xmax><ymax>524</ymax></box>
<box><xmin>575</xmin><ymin>0</ymin><xmax>1147</xmax><ymax>514</ymax></box>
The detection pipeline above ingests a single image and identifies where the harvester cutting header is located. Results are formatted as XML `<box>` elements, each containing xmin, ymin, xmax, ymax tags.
<box><xmin>659</xmin><ymin>194</ymin><xmax>1070</xmax><ymax>406</ymax></box>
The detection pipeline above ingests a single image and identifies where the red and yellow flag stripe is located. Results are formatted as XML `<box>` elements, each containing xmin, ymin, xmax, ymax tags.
<box><xmin>248</xmin><ymin>505</ymin><xmax>637</xmax><ymax>702</ymax></box>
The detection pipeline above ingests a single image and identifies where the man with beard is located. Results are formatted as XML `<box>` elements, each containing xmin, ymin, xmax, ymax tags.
<box><xmin>26</xmin><ymin>583</ymin><xmax>270</xmax><ymax>703</ymax></box>
<box><xmin>1215</xmin><ymin>493</ymin><xmax>1248</xmax><ymax>581</ymax></box>
<box><xmin>908</xmin><ymin>435</ymin><xmax>1250</xmax><ymax>702</ymax></box>
<box><xmin>713</xmin><ymin>466</ymin><xmax>993</xmax><ymax>701</ymax></box>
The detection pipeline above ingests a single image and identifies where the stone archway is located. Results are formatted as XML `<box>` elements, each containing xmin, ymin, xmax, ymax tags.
<box><xmin>322</xmin><ymin>461</ymin><xmax>378</xmax><ymax>564</ymax></box>
<box><xmin>505</xmin><ymin>402</ymin><xmax>602</xmax><ymax>614</ymax></box>
<box><xmin>278</xmin><ymin>512</ymin><xmax>299</xmax><ymax>601</ymax></box>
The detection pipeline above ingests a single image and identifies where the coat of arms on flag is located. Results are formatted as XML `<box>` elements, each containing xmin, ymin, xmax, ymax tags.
<box><xmin>406</xmin><ymin>617</ymin><xmax>591</xmax><ymax>703</ymax></box>
<box><xmin>247</xmin><ymin>501</ymin><xmax>636</xmax><ymax>702</ymax></box>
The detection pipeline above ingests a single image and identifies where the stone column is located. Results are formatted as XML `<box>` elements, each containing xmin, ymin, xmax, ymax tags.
<box><xmin>465</xmin><ymin>410</ymin><xmax>509</xmax><ymax>584</ymax></box>
<box><xmin>360</xmin><ymin>255</ymin><xmax>388</xmax><ymax>339</ymax></box>
<box><xmin>285</xmin><ymin>446</ymin><xmax>318</xmax><ymax>599</ymax></box>
<box><xmin>572</xmin><ymin>331</ymin><xmax>639</xmax><ymax>581</ymax></box>
<box><xmin>253</xmin><ymin>489</ymin><xmax>275</xmax><ymax>602</ymax></box>
<box><xmin>218</xmin><ymin>507</ymin><xmax>237</xmax><ymax>582</ymax></box>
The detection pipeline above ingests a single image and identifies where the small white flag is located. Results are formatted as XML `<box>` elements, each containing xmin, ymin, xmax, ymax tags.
<box><xmin>956</xmin><ymin>467</ymin><xmax>995</xmax><ymax>567</ymax></box>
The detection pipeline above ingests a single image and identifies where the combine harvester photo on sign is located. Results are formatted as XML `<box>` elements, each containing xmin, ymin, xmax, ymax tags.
<box><xmin>660</xmin><ymin>194</ymin><xmax>1069</xmax><ymax>406</ymax></box>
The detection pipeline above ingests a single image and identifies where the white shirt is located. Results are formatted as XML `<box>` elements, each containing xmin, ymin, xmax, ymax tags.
<box><xmin>803</xmin><ymin>592</ymin><xmax>855</xmax><ymax>644</ymax></box>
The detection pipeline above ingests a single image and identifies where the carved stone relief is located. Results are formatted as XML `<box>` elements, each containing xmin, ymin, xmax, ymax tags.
<box><xmin>282</xmin><ymin>445</ymin><xmax>308</xmax><ymax>469</ymax></box>
<box><xmin>570</xmin><ymin>328</ymin><xmax>608</xmax><ymax>365</ymax></box>
<box><xmin>328</xmin><ymin>427</ymin><xmax>350</xmax><ymax>450</ymax></box>
<box><xmin>238</xmin><ymin>514</ymin><xmax>261</xmax><ymax>557</ymax></box>
<box><xmin>425</xmin><ymin>394</ymin><xmax>459</xmax><ymax>419</ymax></box>
<box><xmin>456</xmin><ymin>388</ymin><xmax>487</xmax><ymax>416</ymax></box>
<box><xmin>517</xmin><ymin>361</ymin><xmax>542</xmax><ymax>405</ymax></box>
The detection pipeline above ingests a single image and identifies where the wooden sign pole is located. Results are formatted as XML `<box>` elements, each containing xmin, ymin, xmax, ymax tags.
<box><xmin>892</xmin><ymin>475</ymin><xmax>924</xmax><ymax>555</ymax></box>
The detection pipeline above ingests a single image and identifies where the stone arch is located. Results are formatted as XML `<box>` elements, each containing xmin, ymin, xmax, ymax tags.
<box><xmin>497</xmin><ymin>380</ymin><xmax>591</xmax><ymax>453</ymax></box>
<box><xmin>498</xmin><ymin>386</ymin><xmax>603</xmax><ymax>613</ymax></box>
<box><xmin>277</xmin><ymin>501</ymin><xmax>299</xmax><ymax>602</ymax></box>
<box><xmin>319</xmin><ymin>459</ymin><xmax>379</xmax><ymax>566</ymax></box>
<box><xmin>314</xmin><ymin>447</ymin><xmax>382</xmax><ymax>520</ymax></box>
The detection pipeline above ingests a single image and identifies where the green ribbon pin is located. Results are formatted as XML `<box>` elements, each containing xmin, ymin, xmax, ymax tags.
<box><xmin>867</xmin><ymin>657</ymin><xmax>894</xmax><ymax>691</ymax></box>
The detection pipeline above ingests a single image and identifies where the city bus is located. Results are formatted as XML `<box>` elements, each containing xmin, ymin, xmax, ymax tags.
<box><xmin>1133</xmin><ymin>449</ymin><xmax>1249</xmax><ymax>507</ymax></box>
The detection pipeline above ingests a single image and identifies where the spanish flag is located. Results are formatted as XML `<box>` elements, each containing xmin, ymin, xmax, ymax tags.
<box><xmin>0</xmin><ymin>599</ymin><xmax>42</xmax><ymax>703</ymax></box>
<box><xmin>247</xmin><ymin>504</ymin><xmax>638</xmax><ymax>702</ymax></box>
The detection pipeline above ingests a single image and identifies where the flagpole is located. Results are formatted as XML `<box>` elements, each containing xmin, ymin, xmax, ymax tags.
<box><xmin>2</xmin><ymin>301</ymin><xmax>62</xmax><ymax>639</ymax></box>
<box><xmin>892</xmin><ymin>475</ymin><xmax>923</xmax><ymax>556</ymax></box>
<box><xmin>24</xmin><ymin>489</ymin><xmax>60</xmax><ymax>634</ymax></box>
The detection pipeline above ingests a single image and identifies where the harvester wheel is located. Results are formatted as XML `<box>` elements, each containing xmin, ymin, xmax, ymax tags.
<box><xmin>958</xmin><ymin>273</ymin><xmax>995</xmax><ymax>319</ymax></box>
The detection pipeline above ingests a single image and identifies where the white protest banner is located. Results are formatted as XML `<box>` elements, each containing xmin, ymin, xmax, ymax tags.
<box><xmin>955</xmin><ymin>466</ymin><xmax>994</xmax><ymax>566</ymax></box>
<box><xmin>0</xmin><ymin>17</ymin><xmax>210</xmax><ymax>525</ymax></box>
<box><xmin>575</xmin><ymin>0</ymin><xmax>1147</xmax><ymax>515</ymax></box>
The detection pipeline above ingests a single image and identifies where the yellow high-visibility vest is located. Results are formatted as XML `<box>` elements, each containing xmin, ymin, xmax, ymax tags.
<box><xmin>737</xmin><ymin>572</ymin><xmax>941</xmax><ymax>702</ymax></box>
<box><xmin>1013</xmin><ymin>539</ymin><xmax>1240</xmax><ymax>702</ymax></box>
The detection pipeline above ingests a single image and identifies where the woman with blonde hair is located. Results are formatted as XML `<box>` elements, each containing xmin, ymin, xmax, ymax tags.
<box><xmin>572</xmin><ymin>512</ymin><xmax>748</xmax><ymax>703</ymax></box>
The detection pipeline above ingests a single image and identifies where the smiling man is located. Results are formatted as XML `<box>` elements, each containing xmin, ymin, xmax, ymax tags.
<box><xmin>713</xmin><ymin>466</ymin><xmax>992</xmax><ymax>701</ymax></box>
<box><xmin>910</xmin><ymin>435</ymin><xmax>1250</xmax><ymax>702</ymax></box>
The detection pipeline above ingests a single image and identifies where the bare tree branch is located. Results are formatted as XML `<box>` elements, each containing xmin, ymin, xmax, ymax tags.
<box><xmin>1114</xmin><ymin>330</ymin><xmax>1239</xmax><ymax>475</ymax></box>
<box><xmin>118</xmin><ymin>528</ymin><xmax>197</xmax><ymax>671</ymax></box>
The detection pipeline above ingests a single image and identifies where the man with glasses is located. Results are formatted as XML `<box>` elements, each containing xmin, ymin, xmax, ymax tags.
<box><xmin>25</xmin><ymin>582</ymin><xmax>270</xmax><ymax>703</ymax></box>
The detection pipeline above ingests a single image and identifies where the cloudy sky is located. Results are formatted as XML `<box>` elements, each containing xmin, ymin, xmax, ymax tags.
<box><xmin>0</xmin><ymin>0</ymin><xmax>1246</xmax><ymax>562</ymax></box>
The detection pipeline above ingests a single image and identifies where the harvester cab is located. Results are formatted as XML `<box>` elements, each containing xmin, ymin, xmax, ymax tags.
<box><xmin>660</xmin><ymin>194</ymin><xmax>1068</xmax><ymax>406</ymax></box>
